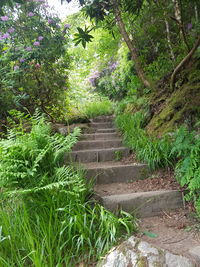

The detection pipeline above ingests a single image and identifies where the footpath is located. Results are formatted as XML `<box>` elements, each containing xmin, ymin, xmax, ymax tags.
<box><xmin>69</xmin><ymin>115</ymin><xmax>200</xmax><ymax>266</ymax></box>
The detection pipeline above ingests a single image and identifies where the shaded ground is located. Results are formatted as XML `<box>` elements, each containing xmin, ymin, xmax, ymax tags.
<box><xmin>138</xmin><ymin>208</ymin><xmax>200</xmax><ymax>262</ymax></box>
<box><xmin>95</xmin><ymin>168</ymin><xmax>182</xmax><ymax>196</ymax></box>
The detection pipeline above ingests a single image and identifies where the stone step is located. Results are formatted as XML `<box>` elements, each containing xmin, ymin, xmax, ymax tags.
<box><xmin>73</xmin><ymin>139</ymin><xmax>122</xmax><ymax>151</ymax></box>
<box><xmin>101</xmin><ymin>190</ymin><xmax>183</xmax><ymax>218</ymax></box>
<box><xmin>91</xmin><ymin>116</ymin><xmax>114</xmax><ymax>123</ymax></box>
<box><xmin>81</xmin><ymin>133</ymin><xmax>119</xmax><ymax>140</ymax></box>
<box><xmin>96</xmin><ymin>128</ymin><xmax>116</xmax><ymax>133</ymax></box>
<box><xmin>83</xmin><ymin>161</ymin><xmax>149</xmax><ymax>184</ymax></box>
<box><xmin>90</xmin><ymin>122</ymin><xmax>114</xmax><ymax>129</ymax></box>
<box><xmin>68</xmin><ymin>147</ymin><xmax>130</xmax><ymax>163</ymax></box>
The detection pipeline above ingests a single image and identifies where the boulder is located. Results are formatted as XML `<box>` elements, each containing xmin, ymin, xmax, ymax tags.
<box><xmin>97</xmin><ymin>236</ymin><xmax>196</xmax><ymax>267</ymax></box>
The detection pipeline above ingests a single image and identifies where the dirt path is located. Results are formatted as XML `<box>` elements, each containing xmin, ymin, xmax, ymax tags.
<box><xmin>138</xmin><ymin>208</ymin><xmax>200</xmax><ymax>261</ymax></box>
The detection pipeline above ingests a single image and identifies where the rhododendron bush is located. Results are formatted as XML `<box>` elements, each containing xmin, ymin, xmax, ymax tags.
<box><xmin>0</xmin><ymin>0</ymin><xmax>70</xmax><ymax>120</ymax></box>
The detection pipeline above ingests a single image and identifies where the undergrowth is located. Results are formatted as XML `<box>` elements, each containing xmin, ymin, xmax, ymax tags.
<box><xmin>83</xmin><ymin>99</ymin><xmax>113</xmax><ymax>119</ymax></box>
<box><xmin>0</xmin><ymin>113</ymin><xmax>136</xmax><ymax>266</ymax></box>
<box><xmin>115</xmin><ymin>107</ymin><xmax>200</xmax><ymax>217</ymax></box>
<box><xmin>172</xmin><ymin>126</ymin><xmax>200</xmax><ymax>215</ymax></box>
<box><xmin>115</xmin><ymin>111</ymin><xmax>174</xmax><ymax>169</ymax></box>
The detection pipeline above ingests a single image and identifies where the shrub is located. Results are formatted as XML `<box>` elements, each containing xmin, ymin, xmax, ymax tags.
<box><xmin>115</xmin><ymin>112</ymin><xmax>174</xmax><ymax>169</ymax></box>
<box><xmin>0</xmin><ymin>1</ymin><xmax>70</xmax><ymax>120</ymax></box>
<box><xmin>83</xmin><ymin>99</ymin><xmax>113</xmax><ymax>119</ymax></box>
<box><xmin>172</xmin><ymin>126</ymin><xmax>200</xmax><ymax>215</ymax></box>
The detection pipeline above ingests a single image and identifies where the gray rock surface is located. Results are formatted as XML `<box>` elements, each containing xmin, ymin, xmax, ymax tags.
<box><xmin>97</xmin><ymin>236</ymin><xmax>196</xmax><ymax>267</ymax></box>
<box><xmin>189</xmin><ymin>246</ymin><xmax>200</xmax><ymax>262</ymax></box>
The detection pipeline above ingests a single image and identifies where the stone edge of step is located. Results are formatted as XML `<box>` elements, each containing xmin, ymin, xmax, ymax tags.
<box><xmin>100</xmin><ymin>190</ymin><xmax>184</xmax><ymax>217</ymax></box>
<box><xmin>71</xmin><ymin>146</ymin><xmax>130</xmax><ymax>153</ymax></box>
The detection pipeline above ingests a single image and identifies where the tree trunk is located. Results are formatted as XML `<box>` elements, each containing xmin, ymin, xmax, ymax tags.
<box><xmin>164</xmin><ymin>17</ymin><xmax>175</xmax><ymax>61</ymax></box>
<box><xmin>111</xmin><ymin>0</ymin><xmax>151</xmax><ymax>88</ymax></box>
<box><xmin>194</xmin><ymin>3</ymin><xmax>198</xmax><ymax>21</ymax></box>
<box><xmin>172</xmin><ymin>0</ymin><xmax>190</xmax><ymax>51</ymax></box>
<box><xmin>170</xmin><ymin>36</ymin><xmax>200</xmax><ymax>91</ymax></box>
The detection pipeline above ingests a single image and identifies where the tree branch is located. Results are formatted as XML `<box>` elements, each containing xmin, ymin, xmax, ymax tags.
<box><xmin>170</xmin><ymin>35</ymin><xmax>200</xmax><ymax>91</ymax></box>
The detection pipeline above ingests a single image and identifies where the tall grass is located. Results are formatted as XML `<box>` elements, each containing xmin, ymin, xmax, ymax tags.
<box><xmin>0</xmin><ymin>114</ymin><xmax>136</xmax><ymax>266</ymax></box>
<box><xmin>115</xmin><ymin>112</ymin><xmax>174</xmax><ymax>169</ymax></box>
<box><xmin>83</xmin><ymin>99</ymin><xmax>113</xmax><ymax>118</ymax></box>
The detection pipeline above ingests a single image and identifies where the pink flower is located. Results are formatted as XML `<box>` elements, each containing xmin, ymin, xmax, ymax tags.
<box><xmin>14</xmin><ymin>66</ymin><xmax>19</xmax><ymax>71</ymax></box>
<box><xmin>20</xmin><ymin>59</ymin><xmax>26</xmax><ymax>63</ymax></box>
<box><xmin>1</xmin><ymin>16</ymin><xmax>9</xmax><ymax>21</ymax></box>
<box><xmin>42</xmin><ymin>3</ymin><xmax>49</xmax><ymax>8</ymax></box>
<box><xmin>28</xmin><ymin>12</ymin><xmax>34</xmax><ymax>17</ymax></box>
<box><xmin>48</xmin><ymin>19</ymin><xmax>54</xmax><ymax>24</ymax></box>
<box><xmin>33</xmin><ymin>41</ymin><xmax>40</xmax><ymax>46</ymax></box>
<box><xmin>7</xmin><ymin>28</ymin><xmax>15</xmax><ymax>33</ymax></box>
<box><xmin>25</xmin><ymin>46</ymin><xmax>32</xmax><ymax>51</ymax></box>
<box><xmin>38</xmin><ymin>36</ymin><xmax>44</xmax><ymax>41</ymax></box>
<box><xmin>35</xmin><ymin>63</ymin><xmax>41</xmax><ymax>68</ymax></box>
<box><xmin>187</xmin><ymin>23</ymin><xmax>193</xmax><ymax>30</ymax></box>
<box><xmin>2</xmin><ymin>33</ymin><xmax>10</xmax><ymax>39</ymax></box>
<box><xmin>64</xmin><ymin>24</ymin><xmax>71</xmax><ymax>29</ymax></box>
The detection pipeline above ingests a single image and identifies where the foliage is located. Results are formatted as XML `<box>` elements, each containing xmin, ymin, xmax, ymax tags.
<box><xmin>0</xmin><ymin>113</ymin><xmax>136</xmax><ymax>266</ymax></box>
<box><xmin>65</xmin><ymin>12</ymin><xmax>120</xmax><ymax>111</ymax></box>
<box><xmin>115</xmin><ymin>95</ymin><xmax>149</xmax><ymax>115</ymax></box>
<box><xmin>92</xmin><ymin>43</ymin><xmax>142</xmax><ymax>100</ymax></box>
<box><xmin>74</xmin><ymin>25</ymin><xmax>94</xmax><ymax>48</ymax></box>
<box><xmin>0</xmin><ymin>0</ymin><xmax>70</xmax><ymax>120</ymax></box>
<box><xmin>115</xmin><ymin>110</ymin><xmax>174</xmax><ymax>170</ymax></box>
<box><xmin>171</xmin><ymin>126</ymin><xmax>200</xmax><ymax>215</ymax></box>
<box><xmin>83</xmin><ymin>99</ymin><xmax>113</xmax><ymax>119</ymax></box>
<box><xmin>116</xmin><ymin>103</ymin><xmax>200</xmax><ymax>216</ymax></box>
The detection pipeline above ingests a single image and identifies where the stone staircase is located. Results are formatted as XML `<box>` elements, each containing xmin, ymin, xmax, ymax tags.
<box><xmin>69</xmin><ymin>115</ymin><xmax>183</xmax><ymax>218</ymax></box>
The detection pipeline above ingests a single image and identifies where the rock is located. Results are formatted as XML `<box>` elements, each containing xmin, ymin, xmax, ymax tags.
<box><xmin>165</xmin><ymin>252</ymin><xmax>194</xmax><ymax>267</ymax></box>
<box><xmin>189</xmin><ymin>246</ymin><xmax>200</xmax><ymax>262</ymax></box>
<box><xmin>97</xmin><ymin>236</ymin><xmax>196</xmax><ymax>267</ymax></box>
<box><xmin>51</xmin><ymin>123</ymin><xmax>89</xmax><ymax>136</ymax></box>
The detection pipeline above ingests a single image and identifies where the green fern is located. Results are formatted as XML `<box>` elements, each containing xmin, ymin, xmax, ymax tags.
<box><xmin>0</xmin><ymin>113</ymin><xmax>135</xmax><ymax>266</ymax></box>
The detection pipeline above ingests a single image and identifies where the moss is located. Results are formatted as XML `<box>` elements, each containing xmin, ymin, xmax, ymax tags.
<box><xmin>147</xmin><ymin>82</ymin><xmax>200</xmax><ymax>137</ymax></box>
<box><xmin>137</xmin><ymin>256</ymin><xmax>148</xmax><ymax>267</ymax></box>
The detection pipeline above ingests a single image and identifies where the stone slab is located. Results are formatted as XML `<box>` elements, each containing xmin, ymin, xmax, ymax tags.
<box><xmin>73</xmin><ymin>139</ymin><xmax>122</xmax><ymax>151</ymax></box>
<box><xmin>102</xmin><ymin>190</ymin><xmax>183</xmax><ymax>217</ymax></box>
<box><xmin>81</xmin><ymin>133</ymin><xmax>119</xmax><ymax>140</ymax></box>
<box><xmin>84</xmin><ymin>162</ymin><xmax>149</xmax><ymax>184</ymax></box>
<box><xmin>96</xmin><ymin>128</ymin><xmax>117</xmax><ymax>133</ymax></box>
<box><xmin>91</xmin><ymin>116</ymin><xmax>114</xmax><ymax>123</ymax></box>
<box><xmin>67</xmin><ymin>147</ymin><xmax>130</xmax><ymax>163</ymax></box>
<box><xmin>90</xmin><ymin>122</ymin><xmax>114</xmax><ymax>129</ymax></box>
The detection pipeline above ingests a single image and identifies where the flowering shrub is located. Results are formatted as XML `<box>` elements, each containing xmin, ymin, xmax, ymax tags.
<box><xmin>0</xmin><ymin>0</ymin><xmax>70</xmax><ymax>121</ymax></box>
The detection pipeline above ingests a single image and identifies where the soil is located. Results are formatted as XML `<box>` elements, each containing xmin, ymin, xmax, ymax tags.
<box><xmin>120</xmin><ymin>153</ymin><xmax>142</xmax><ymax>164</ymax></box>
<box><xmin>94</xmin><ymin>168</ymin><xmax>182</xmax><ymax>196</ymax></box>
<box><xmin>137</xmin><ymin>207</ymin><xmax>200</xmax><ymax>262</ymax></box>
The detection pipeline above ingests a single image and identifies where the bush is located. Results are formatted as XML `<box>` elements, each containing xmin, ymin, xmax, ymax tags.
<box><xmin>83</xmin><ymin>99</ymin><xmax>113</xmax><ymax>119</ymax></box>
<box><xmin>171</xmin><ymin>126</ymin><xmax>200</xmax><ymax>215</ymax></box>
<box><xmin>0</xmin><ymin>114</ymin><xmax>136</xmax><ymax>266</ymax></box>
<box><xmin>115</xmin><ymin>111</ymin><xmax>174</xmax><ymax>169</ymax></box>
<box><xmin>0</xmin><ymin>1</ymin><xmax>70</xmax><ymax>120</ymax></box>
